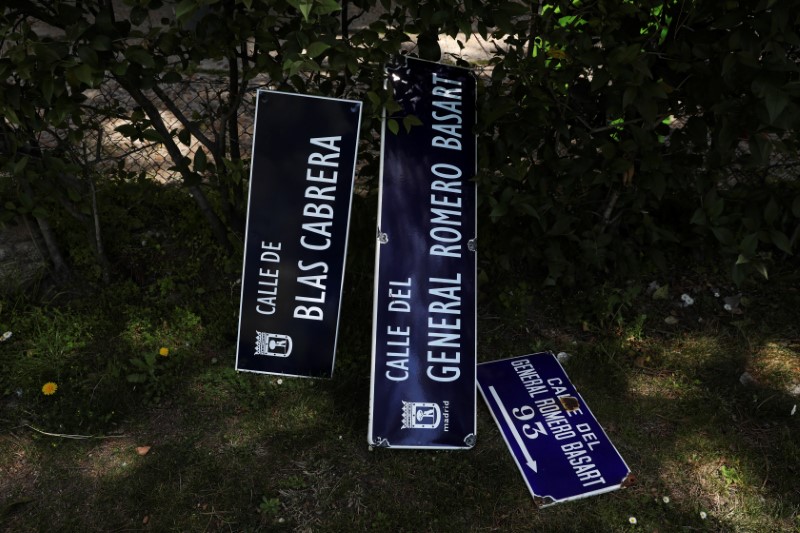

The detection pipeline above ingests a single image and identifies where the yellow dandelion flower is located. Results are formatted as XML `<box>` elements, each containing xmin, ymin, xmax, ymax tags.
<box><xmin>159</xmin><ymin>347</ymin><xmax>169</xmax><ymax>357</ymax></box>
<box><xmin>42</xmin><ymin>382</ymin><xmax>58</xmax><ymax>395</ymax></box>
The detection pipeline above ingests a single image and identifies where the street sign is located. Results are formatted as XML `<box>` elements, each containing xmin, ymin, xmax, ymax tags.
<box><xmin>477</xmin><ymin>352</ymin><xmax>631</xmax><ymax>506</ymax></box>
<box><xmin>235</xmin><ymin>90</ymin><xmax>362</xmax><ymax>378</ymax></box>
<box><xmin>368</xmin><ymin>57</ymin><xmax>477</xmax><ymax>449</ymax></box>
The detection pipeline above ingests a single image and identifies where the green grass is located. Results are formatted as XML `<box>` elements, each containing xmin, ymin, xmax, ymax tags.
<box><xmin>1</xmin><ymin>193</ymin><xmax>799</xmax><ymax>532</ymax></box>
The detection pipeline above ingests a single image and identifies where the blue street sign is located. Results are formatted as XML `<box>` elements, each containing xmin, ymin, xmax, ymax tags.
<box><xmin>477</xmin><ymin>352</ymin><xmax>631</xmax><ymax>506</ymax></box>
<box><xmin>235</xmin><ymin>91</ymin><xmax>362</xmax><ymax>378</ymax></box>
<box><xmin>368</xmin><ymin>57</ymin><xmax>477</xmax><ymax>449</ymax></box>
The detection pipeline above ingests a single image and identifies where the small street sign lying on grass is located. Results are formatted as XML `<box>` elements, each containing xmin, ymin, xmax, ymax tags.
<box><xmin>477</xmin><ymin>352</ymin><xmax>631</xmax><ymax>506</ymax></box>
<box><xmin>236</xmin><ymin>91</ymin><xmax>362</xmax><ymax>378</ymax></box>
<box><xmin>368</xmin><ymin>57</ymin><xmax>477</xmax><ymax>449</ymax></box>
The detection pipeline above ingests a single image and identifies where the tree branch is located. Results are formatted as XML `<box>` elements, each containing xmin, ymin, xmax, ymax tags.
<box><xmin>151</xmin><ymin>83</ymin><xmax>216</xmax><ymax>152</ymax></box>
<box><xmin>119</xmin><ymin>76</ymin><xmax>232</xmax><ymax>252</ymax></box>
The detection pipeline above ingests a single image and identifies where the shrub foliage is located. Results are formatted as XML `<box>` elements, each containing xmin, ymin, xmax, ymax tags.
<box><xmin>1</xmin><ymin>0</ymin><xmax>798</xmax><ymax>289</ymax></box>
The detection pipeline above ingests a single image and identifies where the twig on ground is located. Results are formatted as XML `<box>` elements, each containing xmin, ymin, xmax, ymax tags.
<box><xmin>24</xmin><ymin>424</ymin><xmax>126</xmax><ymax>440</ymax></box>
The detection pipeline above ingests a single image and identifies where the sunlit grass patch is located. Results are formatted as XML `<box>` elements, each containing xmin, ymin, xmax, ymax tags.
<box><xmin>748</xmin><ymin>340</ymin><xmax>800</xmax><ymax>393</ymax></box>
<box><xmin>627</xmin><ymin>371</ymin><xmax>690</xmax><ymax>401</ymax></box>
<box><xmin>76</xmin><ymin>439</ymin><xmax>139</xmax><ymax>481</ymax></box>
<box><xmin>0</xmin><ymin>307</ymin><xmax>94</xmax><ymax>395</ymax></box>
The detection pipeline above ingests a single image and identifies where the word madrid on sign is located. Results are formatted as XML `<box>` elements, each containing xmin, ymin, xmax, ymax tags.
<box><xmin>477</xmin><ymin>352</ymin><xmax>631</xmax><ymax>506</ymax></box>
<box><xmin>368</xmin><ymin>57</ymin><xmax>477</xmax><ymax>449</ymax></box>
<box><xmin>235</xmin><ymin>91</ymin><xmax>362</xmax><ymax>378</ymax></box>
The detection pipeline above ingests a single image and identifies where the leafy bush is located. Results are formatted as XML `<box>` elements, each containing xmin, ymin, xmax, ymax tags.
<box><xmin>478</xmin><ymin>0</ymin><xmax>800</xmax><ymax>288</ymax></box>
<box><xmin>1</xmin><ymin>0</ymin><xmax>798</xmax><ymax>295</ymax></box>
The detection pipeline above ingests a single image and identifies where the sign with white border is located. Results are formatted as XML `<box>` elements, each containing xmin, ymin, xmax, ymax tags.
<box><xmin>477</xmin><ymin>352</ymin><xmax>631</xmax><ymax>506</ymax></box>
<box><xmin>235</xmin><ymin>90</ymin><xmax>362</xmax><ymax>378</ymax></box>
<box><xmin>368</xmin><ymin>57</ymin><xmax>477</xmax><ymax>449</ymax></box>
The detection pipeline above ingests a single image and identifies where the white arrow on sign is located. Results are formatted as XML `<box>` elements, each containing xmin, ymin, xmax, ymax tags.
<box><xmin>488</xmin><ymin>385</ymin><xmax>538</xmax><ymax>473</ymax></box>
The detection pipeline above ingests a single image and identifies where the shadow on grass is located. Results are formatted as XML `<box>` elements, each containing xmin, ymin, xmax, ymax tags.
<box><xmin>2</xmin><ymin>194</ymin><xmax>798</xmax><ymax>532</ymax></box>
<box><xmin>555</xmin><ymin>324</ymin><xmax>800</xmax><ymax>532</ymax></box>
<box><xmin>3</xmin><ymin>316</ymin><xmax>798</xmax><ymax>532</ymax></box>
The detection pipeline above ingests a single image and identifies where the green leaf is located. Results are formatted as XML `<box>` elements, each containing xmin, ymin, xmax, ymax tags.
<box><xmin>287</xmin><ymin>0</ymin><xmax>313</xmax><ymax>21</ymax></box>
<box><xmin>547</xmin><ymin>216</ymin><xmax>572</xmax><ymax>236</ymax></box>
<box><xmin>635</xmin><ymin>98</ymin><xmax>658</xmax><ymax>123</ymax></box>
<box><xmin>764</xmin><ymin>86</ymin><xmax>790</xmax><ymax>124</ymax></box>
<box><xmin>721</xmin><ymin>53</ymin><xmax>737</xmax><ymax>78</ymax></box>
<box><xmin>501</xmin><ymin>2</ymin><xmax>530</xmax><ymax>16</ymax></box>
<box><xmin>77</xmin><ymin>45</ymin><xmax>99</xmax><ymax>67</ymax></box>
<box><xmin>754</xmin><ymin>261</ymin><xmax>769</xmax><ymax>280</ymax></box>
<box><xmin>33</xmin><ymin>43</ymin><xmax>63</xmax><ymax>64</ymax></box>
<box><xmin>178</xmin><ymin>128</ymin><xmax>191</xmax><ymax>146</ymax></box>
<box><xmin>711</xmin><ymin>226</ymin><xmax>734</xmax><ymax>246</ymax></box>
<box><xmin>175</xmin><ymin>0</ymin><xmax>198</xmax><ymax>22</ymax></box>
<box><xmin>642</xmin><ymin>81</ymin><xmax>668</xmax><ymax>99</ymax></box>
<box><xmin>13</xmin><ymin>156</ymin><xmax>29</xmax><ymax>175</ymax></box>
<box><xmin>749</xmin><ymin>134</ymin><xmax>773</xmax><ymax>165</ymax></box>
<box><xmin>387</xmin><ymin>119</ymin><xmax>399</xmax><ymax>135</ymax></box>
<box><xmin>763</xmin><ymin>197</ymin><xmax>779</xmax><ymax>225</ymax></box>
<box><xmin>622</xmin><ymin>86</ymin><xmax>637</xmax><ymax>110</ymax></box>
<box><xmin>490</xmin><ymin>202</ymin><xmax>508</xmax><ymax>221</ymax></box>
<box><xmin>110</xmin><ymin>62</ymin><xmax>128</xmax><ymax>76</ymax></box>
<box><xmin>306</xmin><ymin>42</ymin><xmax>330</xmax><ymax>59</ymax></box>
<box><xmin>125</xmin><ymin>46</ymin><xmax>155</xmax><ymax>68</ymax></box>
<box><xmin>732</xmin><ymin>263</ymin><xmax>746</xmax><ymax>286</ymax></box>
<box><xmin>402</xmin><ymin>114</ymin><xmax>423</xmax><ymax>133</ymax></box>
<box><xmin>141</xmin><ymin>129</ymin><xmax>164</xmax><ymax>143</ymax></box>
<box><xmin>690</xmin><ymin>208</ymin><xmax>708</xmax><ymax>226</ymax></box>
<box><xmin>283</xmin><ymin>59</ymin><xmax>303</xmax><ymax>77</ymax></box>
<box><xmin>735</xmin><ymin>253</ymin><xmax>749</xmax><ymax>265</ymax></box>
<box><xmin>705</xmin><ymin>190</ymin><xmax>725</xmax><ymax>220</ymax></box>
<box><xmin>316</xmin><ymin>0</ymin><xmax>342</xmax><ymax>16</ymax></box>
<box><xmin>298</xmin><ymin>2</ymin><xmax>312</xmax><ymax>21</ymax></box>
<box><xmin>652</xmin><ymin>284</ymin><xmax>669</xmax><ymax>300</ymax></box>
<box><xmin>739</xmin><ymin>232</ymin><xmax>758</xmax><ymax>255</ymax></box>
<box><xmin>130</xmin><ymin>5</ymin><xmax>148</xmax><ymax>25</ymax></box>
<box><xmin>67</xmin><ymin>187</ymin><xmax>82</xmax><ymax>203</ymax></box>
<box><xmin>194</xmin><ymin>149</ymin><xmax>208</xmax><ymax>172</ymax></box>
<box><xmin>162</xmin><ymin>71</ymin><xmax>182</xmax><ymax>84</ymax></box>
<box><xmin>417</xmin><ymin>31</ymin><xmax>441</xmax><ymax>61</ymax></box>
<box><xmin>41</xmin><ymin>77</ymin><xmax>54</xmax><ymax>104</ymax></box>
<box><xmin>91</xmin><ymin>34</ymin><xmax>113</xmax><ymax>51</ymax></box>
<box><xmin>610</xmin><ymin>44</ymin><xmax>640</xmax><ymax>65</ymax></box>
<box><xmin>114</xmin><ymin>123</ymin><xmax>139</xmax><ymax>138</ymax></box>
<box><xmin>71</xmin><ymin>64</ymin><xmax>95</xmax><ymax>86</ymax></box>
<box><xmin>770</xmin><ymin>230</ymin><xmax>792</xmax><ymax>254</ymax></box>
<box><xmin>366</xmin><ymin>91</ymin><xmax>381</xmax><ymax>108</ymax></box>
<box><xmin>129</xmin><ymin>358</ymin><xmax>148</xmax><ymax>371</ymax></box>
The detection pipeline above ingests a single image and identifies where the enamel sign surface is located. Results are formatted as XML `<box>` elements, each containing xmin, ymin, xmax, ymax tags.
<box><xmin>477</xmin><ymin>352</ymin><xmax>631</xmax><ymax>506</ymax></box>
<box><xmin>236</xmin><ymin>91</ymin><xmax>362</xmax><ymax>378</ymax></box>
<box><xmin>368</xmin><ymin>57</ymin><xmax>477</xmax><ymax>449</ymax></box>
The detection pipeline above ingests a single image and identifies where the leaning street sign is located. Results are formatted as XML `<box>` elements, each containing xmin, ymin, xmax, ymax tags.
<box><xmin>477</xmin><ymin>352</ymin><xmax>631</xmax><ymax>506</ymax></box>
<box><xmin>235</xmin><ymin>90</ymin><xmax>362</xmax><ymax>378</ymax></box>
<box><xmin>368</xmin><ymin>57</ymin><xmax>477</xmax><ymax>449</ymax></box>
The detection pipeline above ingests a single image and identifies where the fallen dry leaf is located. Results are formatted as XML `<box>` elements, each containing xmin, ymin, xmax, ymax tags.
<box><xmin>136</xmin><ymin>446</ymin><xmax>151</xmax><ymax>456</ymax></box>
